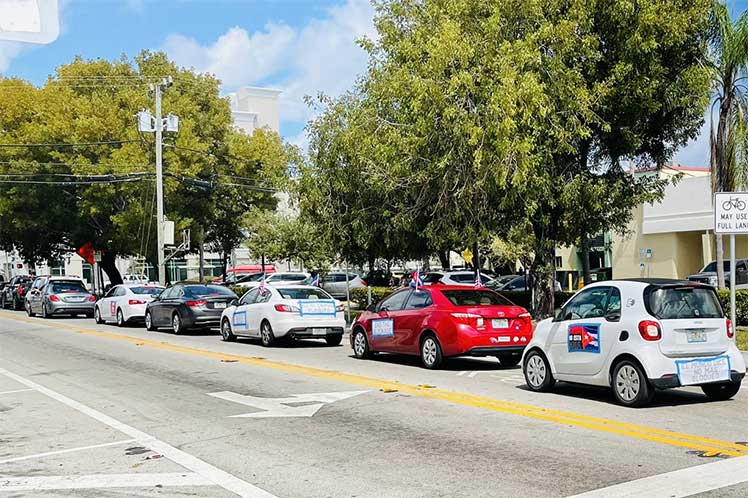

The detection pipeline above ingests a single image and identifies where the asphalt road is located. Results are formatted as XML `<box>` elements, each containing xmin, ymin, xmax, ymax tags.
<box><xmin>2</xmin><ymin>310</ymin><xmax>748</xmax><ymax>498</ymax></box>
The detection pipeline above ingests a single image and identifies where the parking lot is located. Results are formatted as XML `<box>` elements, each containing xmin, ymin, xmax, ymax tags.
<box><xmin>1</xmin><ymin>309</ymin><xmax>748</xmax><ymax>497</ymax></box>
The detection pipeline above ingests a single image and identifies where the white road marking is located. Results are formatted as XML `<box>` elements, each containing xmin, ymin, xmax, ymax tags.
<box><xmin>208</xmin><ymin>390</ymin><xmax>369</xmax><ymax>418</ymax></box>
<box><xmin>0</xmin><ymin>472</ymin><xmax>211</xmax><ymax>491</ymax></box>
<box><xmin>0</xmin><ymin>366</ymin><xmax>279</xmax><ymax>498</ymax></box>
<box><xmin>456</xmin><ymin>371</ymin><xmax>467</xmax><ymax>376</ymax></box>
<box><xmin>566</xmin><ymin>456</ymin><xmax>748</xmax><ymax>498</ymax></box>
<box><xmin>0</xmin><ymin>388</ymin><xmax>34</xmax><ymax>395</ymax></box>
<box><xmin>467</xmin><ymin>371</ymin><xmax>479</xmax><ymax>378</ymax></box>
<box><xmin>0</xmin><ymin>439</ymin><xmax>136</xmax><ymax>465</ymax></box>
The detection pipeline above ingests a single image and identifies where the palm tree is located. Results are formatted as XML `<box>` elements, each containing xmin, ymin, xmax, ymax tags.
<box><xmin>709</xmin><ymin>2</ymin><xmax>748</xmax><ymax>290</ymax></box>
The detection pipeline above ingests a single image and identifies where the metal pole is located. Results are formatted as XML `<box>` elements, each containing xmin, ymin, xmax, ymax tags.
<box><xmin>344</xmin><ymin>259</ymin><xmax>351</xmax><ymax>325</ymax></box>
<box><xmin>730</xmin><ymin>233</ymin><xmax>736</xmax><ymax>330</ymax></box>
<box><xmin>154</xmin><ymin>82</ymin><xmax>166</xmax><ymax>286</ymax></box>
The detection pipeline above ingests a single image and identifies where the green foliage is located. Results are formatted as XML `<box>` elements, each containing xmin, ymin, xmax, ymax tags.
<box><xmin>716</xmin><ymin>289</ymin><xmax>748</xmax><ymax>326</ymax></box>
<box><xmin>349</xmin><ymin>286</ymin><xmax>394</xmax><ymax>307</ymax></box>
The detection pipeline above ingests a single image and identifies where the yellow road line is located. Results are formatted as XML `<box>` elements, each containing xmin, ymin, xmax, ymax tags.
<box><xmin>3</xmin><ymin>311</ymin><xmax>746</xmax><ymax>457</ymax></box>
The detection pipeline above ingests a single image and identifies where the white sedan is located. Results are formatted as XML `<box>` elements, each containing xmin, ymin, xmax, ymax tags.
<box><xmin>94</xmin><ymin>284</ymin><xmax>164</xmax><ymax>327</ymax></box>
<box><xmin>522</xmin><ymin>279</ymin><xmax>746</xmax><ymax>407</ymax></box>
<box><xmin>220</xmin><ymin>284</ymin><xmax>345</xmax><ymax>347</ymax></box>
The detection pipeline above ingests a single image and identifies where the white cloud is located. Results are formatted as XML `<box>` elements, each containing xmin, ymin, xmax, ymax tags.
<box><xmin>163</xmin><ymin>0</ymin><xmax>376</xmax><ymax>137</ymax></box>
<box><xmin>0</xmin><ymin>41</ymin><xmax>22</xmax><ymax>74</ymax></box>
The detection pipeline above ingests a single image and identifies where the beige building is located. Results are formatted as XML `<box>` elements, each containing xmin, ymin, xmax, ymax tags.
<box><xmin>556</xmin><ymin>166</ymin><xmax>748</xmax><ymax>286</ymax></box>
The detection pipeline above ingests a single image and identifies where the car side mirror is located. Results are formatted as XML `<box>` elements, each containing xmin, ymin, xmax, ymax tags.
<box><xmin>553</xmin><ymin>309</ymin><xmax>564</xmax><ymax>322</ymax></box>
<box><xmin>605</xmin><ymin>311</ymin><xmax>621</xmax><ymax>322</ymax></box>
<box><xmin>230</xmin><ymin>298</ymin><xmax>239</xmax><ymax>307</ymax></box>
<box><xmin>367</xmin><ymin>303</ymin><xmax>377</xmax><ymax>312</ymax></box>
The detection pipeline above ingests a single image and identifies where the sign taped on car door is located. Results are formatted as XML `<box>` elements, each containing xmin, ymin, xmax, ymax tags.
<box><xmin>371</xmin><ymin>318</ymin><xmax>394</xmax><ymax>337</ymax></box>
<box><xmin>233</xmin><ymin>310</ymin><xmax>247</xmax><ymax>327</ymax></box>
<box><xmin>568</xmin><ymin>324</ymin><xmax>600</xmax><ymax>353</ymax></box>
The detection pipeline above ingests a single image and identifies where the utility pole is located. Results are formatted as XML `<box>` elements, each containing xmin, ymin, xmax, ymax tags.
<box><xmin>154</xmin><ymin>82</ymin><xmax>165</xmax><ymax>286</ymax></box>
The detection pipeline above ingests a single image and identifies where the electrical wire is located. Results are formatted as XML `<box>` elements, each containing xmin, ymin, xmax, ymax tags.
<box><xmin>0</xmin><ymin>140</ymin><xmax>140</xmax><ymax>148</ymax></box>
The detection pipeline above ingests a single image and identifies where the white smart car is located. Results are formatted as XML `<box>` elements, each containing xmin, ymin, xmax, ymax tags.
<box><xmin>219</xmin><ymin>285</ymin><xmax>345</xmax><ymax>347</ymax></box>
<box><xmin>94</xmin><ymin>284</ymin><xmax>164</xmax><ymax>326</ymax></box>
<box><xmin>522</xmin><ymin>279</ymin><xmax>746</xmax><ymax>407</ymax></box>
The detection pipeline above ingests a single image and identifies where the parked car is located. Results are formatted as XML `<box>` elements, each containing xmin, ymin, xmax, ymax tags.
<box><xmin>122</xmin><ymin>274</ymin><xmax>149</xmax><ymax>284</ymax></box>
<box><xmin>1</xmin><ymin>275</ymin><xmax>33</xmax><ymax>310</ymax></box>
<box><xmin>422</xmin><ymin>271</ymin><xmax>495</xmax><ymax>287</ymax></box>
<box><xmin>211</xmin><ymin>265</ymin><xmax>277</xmax><ymax>284</ymax></box>
<box><xmin>350</xmin><ymin>285</ymin><xmax>533</xmax><ymax>369</ymax></box>
<box><xmin>498</xmin><ymin>275</ymin><xmax>563</xmax><ymax>292</ymax></box>
<box><xmin>687</xmin><ymin>259</ymin><xmax>748</xmax><ymax>289</ymax></box>
<box><xmin>220</xmin><ymin>284</ymin><xmax>345</xmax><ymax>346</ymax></box>
<box><xmin>94</xmin><ymin>284</ymin><xmax>164</xmax><ymax>326</ymax></box>
<box><xmin>145</xmin><ymin>283</ymin><xmax>237</xmax><ymax>334</ymax></box>
<box><xmin>522</xmin><ymin>279</ymin><xmax>746</xmax><ymax>407</ymax></box>
<box><xmin>304</xmin><ymin>272</ymin><xmax>366</xmax><ymax>299</ymax></box>
<box><xmin>27</xmin><ymin>277</ymin><xmax>96</xmax><ymax>318</ymax></box>
<box><xmin>362</xmin><ymin>269</ymin><xmax>390</xmax><ymax>287</ymax></box>
<box><xmin>237</xmin><ymin>272</ymin><xmax>310</xmax><ymax>289</ymax></box>
<box><xmin>24</xmin><ymin>275</ymin><xmax>51</xmax><ymax>314</ymax></box>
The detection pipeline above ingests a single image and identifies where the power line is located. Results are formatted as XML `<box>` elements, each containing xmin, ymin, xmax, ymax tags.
<box><xmin>0</xmin><ymin>177</ymin><xmax>149</xmax><ymax>185</ymax></box>
<box><xmin>0</xmin><ymin>140</ymin><xmax>140</xmax><ymax>148</ymax></box>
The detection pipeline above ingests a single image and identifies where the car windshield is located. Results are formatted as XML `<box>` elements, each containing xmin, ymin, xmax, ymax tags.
<box><xmin>646</xmin><ymin>286</ymin><xmax>723</xmax><ymax>319</ymax></box>
<box><xmin>702</xmin><ymin>261</ymin><xmax>731</xmax><ymax>273</ymax></box>
<box><xmin>277</xmin><ymin>288</ymin><xmax>332</xmax><ymax>300</ymax></box>
<box><xmin>184</xmin><ymin>285</ymin><xmax>236</xmax><ymax>298</ymax></box>
<box><xmin>440</xmin><ymin>289</ymin><xmax>513</xmax><ymax>306</ymax></box>
<box><xmin>131</xmin><ymin>287</ymin><xmax>163</xmax><ymax>295</ymax></box>
<box><xmin>50</xmin><ymin>282</ymin><xmax>87</xmax><ymax>294</ymax></box>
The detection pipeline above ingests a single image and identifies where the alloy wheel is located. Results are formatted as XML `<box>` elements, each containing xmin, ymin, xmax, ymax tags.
<box><xmin>615</xmin><ymin>364</ymin><xmax>640</xmax><ymax>402</ymax></box>
<box><xmin>354</xmin><ymin>331</ymin><xmax>366</xmax><ymax>357</ymax></box>
<box><xmin>172</xmin><ymin>314</ymin><xmax>181</xmax><ymax>334</ymax></box>
<box><xmin>422</xmin><ymin>337</ymin><xmax>438</xmax><ymax>367</ymax></box>
<box><xmin>525</xmin><ymin>355</ymin><xmax>546</xmax><ymax>388</ymax></box>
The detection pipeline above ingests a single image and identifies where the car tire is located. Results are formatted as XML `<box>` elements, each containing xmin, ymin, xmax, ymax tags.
<box><xmin>420</xmin><ymin>335</ymin><xmax>443</xmax><ymax>369</ymax></box>
<box><xmin>325</xmin><ymin>334</ymin><xmax>343</xmax><ymax>346</ymax></box>
<box><xmin>220</xmin><ymin>319</ymin><xmax>236</xmax><ymax>342</ymax></box>
<box><xmin>612</xmin><ymin>360</ymin><xmax>654</xmax><ymax>408</ymax></box>
<box><xmin>41</xmin><ymin>302</ymin><xmax>49</xmax><ymax>319</ymax></box>
<box><xmin>496</xmin><ymin>353</ymin><xmax>522</xmax><ymax>368</ymax></box>
<box><xmin>116</xmin><ymin>309</ymin><xmax>125</xmax><ymax>327</ymax></box>
<box><xmin>13</xmin><ymin>296</ymin><xmax>21</xmax><ymax>311</ymax></box>
<box><xmin>26</xmin><ymin>301</ymin><xmax>34</xmax><ymax>317</ymax></box>
<box><xmin>701</xmin><ymin>381</ymin><xmax>741</xmax><ymax>401</ymax></box>
<box><xmin>172</xmin><ymin>313</ymin><xmax>183</xmax><ymax>335</ymax></box>
<box><xmin>523</xmin><ymin>350</ymin><xmax>556</xmax><ymax>392</ymax></box>
<box><xmin>352</xmin><ymin>329</ymin><xmax>371</xmax><ymax>359</ymax></box>
<box><xmin>260</xmin><ymin>320</ymin><xmax>275</xmax><ymax>347</ymax></box>
<box><xmin>145</xmin><ymin>311</ymin><xmax>155</xmax><ymax>331</ymax></box>
<box><xmin>94</xmin><ymin>306</ymin><xmax>103</xmax><ymax>324</ymax></box>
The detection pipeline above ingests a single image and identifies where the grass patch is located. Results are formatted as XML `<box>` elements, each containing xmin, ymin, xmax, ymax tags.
<box><xmin>736</xmin><ymin>327</ymin><xmax>748</xmax><ymax>351</ymax></box>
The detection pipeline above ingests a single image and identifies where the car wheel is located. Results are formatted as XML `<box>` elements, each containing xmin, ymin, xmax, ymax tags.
<box><xmin>612</xmin><ymin>360</ymin><xmax>654</xmax><ymax>408</ymax></box>
<box><xmin>220</xmin><ymin>319</ymin><xmax>236</xmax><ymax>342</ymax></box>
<box><xmin>116</xmin><ymin>309</ymin><xmax>125</xmax><ymax>327</ymax></box>
<box><xmin>172</xmin><ymin>313</ymin><xmax>183</xmax><ymax>335</ymax></box>
<box><xmin>26</xmin><ymin>301</ymin><xmax>34</xmax><ymax>317</ymax></box>
<box><xmin>701</xmin><ymin>381</ymin><xmax>741</xmax><ymax>401</ymax></box>
<box><xmin>94</xmin><ymin>306</ymin><xmax>103</xmax><ymax>324</ymax></box>
<box><xmin>260</xmin><ymin>320</ymin><xmax>275</xmax><ymax>347</ymax></box>
<box><xmin>420</xmin><ymin>335</ymin><xmax>443</xmax><ymax>369</ymax></box>
<box><xmin>41</xmin><ymin>302</ymin><xmax>49</xmax><ymax>319</ymax></box>
<box><xmin>325</xmin><ymin>334</ymin><xmax>343</xmax><ymax>346</ymax></box>
<box><xmin>523</xmin><ymin>350</ymin><xmax>555</xmax><ymax>392</ymax></box>
<box><xmin>352</xmin><ymin>329</ymin><xmax>371</xmax><ymax>359</ymax></box>
<box><xmin>13</xmin><ymin>296</ymin><xmax>21</xmax><ymax>310</ymax></box>
<box><xmin>496</xmin><ymin>353</ymin><xmax>522</xmax><ymax>368</ymax></box>
<box><xmin>145</xmin><ymin>311</ymin><xmax>155</xmax><ymax>331</ymax></box>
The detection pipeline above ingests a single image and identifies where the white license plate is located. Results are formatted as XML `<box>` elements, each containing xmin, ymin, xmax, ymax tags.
<box><xmin>312</xmin><ymin>328</ymin><xmax>327</xmax><ymax>336</ymax></box>
<box><xmin>213</xmin><ymin>302</ymin><xmax>226</xmax><ymax>309</ymax></box>
<box><xmin>686</xmin><ymin>329</ymin><xmax>706</xmax><ymax>343</ymax></box>
<box><xmin>67</xmin><ymin>297</ymin><xmax>85</xmax><ymax>302</ymax></box>
<box><xmin>676</xmin><ymin>356</ymin><xmax>730</xmax><ymax>386</ymax></box>
<box><xmin>492</xmin><ymin>319</ymin><xmax>508</xmax><ymax>329</ymax></box>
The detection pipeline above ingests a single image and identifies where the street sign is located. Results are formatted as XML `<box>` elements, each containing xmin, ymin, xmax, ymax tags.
<box><xmin>715</xmin><ymin>192</ymin><xmax>748</xmax><ymax>234</ymax></box>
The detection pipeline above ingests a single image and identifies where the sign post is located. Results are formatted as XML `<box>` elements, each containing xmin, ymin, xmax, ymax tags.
<box><xmin>714</xmin><ymin>192</ymin><xmax>748</xmax><ymax>333</ymax></box>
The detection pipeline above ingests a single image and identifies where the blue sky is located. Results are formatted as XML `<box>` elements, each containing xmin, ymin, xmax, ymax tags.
<box><xmin>1</xmin><ymin>0</ymin><xmax>748</xmax><ymax>163</ymax></box>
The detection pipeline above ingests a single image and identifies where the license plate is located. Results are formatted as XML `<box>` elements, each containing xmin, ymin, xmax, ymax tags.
<box><xmin>213</xmin><ymin>302</ymin><xmax>226</xmax><ymax>309</ymax></box>
<box><xmin>312</xmin><ymin>328</ymin><xmax>327</xmax><ymax>336</ymax></box>
<box><xmin>686</xmin><ymin>329</ymin><xmax>706</xmax><ymax>343</ymax></box>
<box><xmin>67</xmin><ymin>297</ymin><xmax>85</xmax><ymax>302</ymax></box>
<box><xmin>492</xmin><ymin>319</ymin><xmax>508</xmax><ymax>329</ymax></box>
<box><xmin>676</xmin><ymin>355</ymin><xmax>730</xmax><ymax>386</ymax></box>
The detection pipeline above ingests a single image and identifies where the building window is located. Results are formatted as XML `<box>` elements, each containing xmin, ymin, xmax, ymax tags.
<box><xmin>50</xmin><ymin>259</ymin><xmax>65</xmax><ymax>276</ymax></box>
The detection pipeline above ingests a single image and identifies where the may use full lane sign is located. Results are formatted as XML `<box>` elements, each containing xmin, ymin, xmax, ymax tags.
<box><xmin>715</xmin><ymin>192</ymin><xmax>748</xmax><ymax>234</ymax></box>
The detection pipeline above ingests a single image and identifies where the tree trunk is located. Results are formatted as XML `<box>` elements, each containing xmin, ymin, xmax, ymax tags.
<box><xmin>368</xmin><ymin>255</ymin><xmax>375</xmax><ymax>273</ymax></box>
<box><xmin>438</xmin><ymin>250</ymin><xmax>450</xmax><ymax>270</ymax></box>
<box><xmin>714</xmin><ymin>79</ymin><xmax>733</xmax><ymax>290</ymax></box>
<box><xmin>220</xmin><ymin>252</ymin><xmax>228</xmax><ymax>283</ymax></box>
<box><xmin>581</xmin><ymin>234</ymin><xmax>592</xmax><ymax>286</ymax></box>
<box><xmin>99</xmin><ymin>251</ymin><xmax>123</xmax><ymax>286</ymax></box>
<box><xmin>531</xmin><ymin>240</ymin><xmax>556</xmax><ymax>318</ymax></box>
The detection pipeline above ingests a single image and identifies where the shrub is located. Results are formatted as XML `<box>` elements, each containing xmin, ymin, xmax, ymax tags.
<box><xmin>349</xmin><ymin>286</ymin><xmax>394</xmax><ymax>307</ymax></box>
<box><xmin>716</xmin><ymin>289</ymin><xmax>748</xmax><ymax>326</ymax></box>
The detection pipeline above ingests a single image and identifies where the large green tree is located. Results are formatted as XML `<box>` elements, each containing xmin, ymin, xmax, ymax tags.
<box><xmin>0</xmin><ymin>51</ymin><xmax>287</xmax><ymax>284</ymax></box>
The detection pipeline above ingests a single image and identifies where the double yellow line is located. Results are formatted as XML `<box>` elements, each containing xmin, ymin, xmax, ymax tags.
<box><xmin>3</xmin><ymin>311</ymin><xmax>747</xmax><ymax>457</ymax></box>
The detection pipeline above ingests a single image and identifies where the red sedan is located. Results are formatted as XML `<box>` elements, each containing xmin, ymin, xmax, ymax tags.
<box><xmin>350</xmin><ymin>285</ymin><xmax>533</xmax><ymax>369</ymax></box>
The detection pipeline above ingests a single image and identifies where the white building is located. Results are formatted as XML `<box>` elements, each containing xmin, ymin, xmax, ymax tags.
<box><xmin>226</xmin><ymin>87</ymin><xmax>282</xmax><ymax>136</ymax></box>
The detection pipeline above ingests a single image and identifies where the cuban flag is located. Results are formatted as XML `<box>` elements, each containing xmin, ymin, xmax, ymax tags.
<box><xmin>311</xmin><ymin>274</ymin><xmax>320</xmax><ymax>286</ymax></box>
<box><xmin>409</xmin><ymin>268</ymin><xmax>423</xmax><ymax>290</ymax></box>
<box><xmin>258</xmin><ymin>273</ymin><xmax>266</xmax><ymax>294</ymax></box>
<box><xmin>568</xmin><ymin>324</ymin><xmax>600</xmax><ymax>353</ymax></box>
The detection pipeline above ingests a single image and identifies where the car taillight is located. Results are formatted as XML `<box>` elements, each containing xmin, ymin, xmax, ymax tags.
<box><xmin>638</xmin><ymin>320</ymin><xmax>661</xmax><ymax>341</ymax></box>
<box><xmin>128</xmin><ymin>299</ymin><xmax>145</xmax><ymax>305</ymax></box>
<box><xmin>727</xmin><ymin>318</ymin><xmax>734</xmax><ymax>339</ymax></box>
<box><xmin>186</xmin><ymin>299</ymin><xmax>206</xmax><ymax>307</ymax></box>
<box><xmin>514</xmin><ymin>312</ymin><xmax>533</xmax><ymax>334</ymax></box>
<box><xmin>360</xmin><ymin>280</ymin><xmax>367</xmax><ymax>286</ymax></box>
<box><xmin>274</xmin><ymin>304</ymin><xmax>299</xmax><ymax>312</ymax></box>
<box><xmin>88</xmin><ymin>295</ymin><xmax>96</xmax><ymax>302</ymax></box>
<box><xmin>18</xmin><ymin>285</ymin><xmax>24</xmax><ymax>294</ymax></box>
<box><xmin>49</xmin><ymin>295</ymin><xmax>59</xmax><ymax>302</ymax></box>
<box><xmin>451</xmin><ymin>312</ymin><xmax>485</xmax><ymax>329</ymax></box>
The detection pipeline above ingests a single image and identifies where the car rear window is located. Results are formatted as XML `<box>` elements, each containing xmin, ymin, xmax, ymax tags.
<box><xmin>131</xmin><ymin>287</ymin><xmax>163</xmax><ymax>295</ymax></box>
<box><xmin>440</xmin><ymin>289</ymin><xmax>513</xmax><ymax>306</ymax></box>
<box><xmin>277</xmin><ymin>288</ymin><xmax>331</xmax><ymax>300</ymax></box>
<box><xmin>50</xmin><ymin>282</ymin><xmax>87</xmax><ymax>293</ymax></box>
<box><xmin>423</xmin><ymin>273</ymin><xmax>443</xmax><ymax>283</ymax></box>
<box><xmin>645</xmin><ymin>286</ymin><xmax>723</xmax><ymax>319</ymax></box>
<box><xmin>184</xmin><ymin>285</ymin><xmax>236</xmax><ymax>298</ymax></box>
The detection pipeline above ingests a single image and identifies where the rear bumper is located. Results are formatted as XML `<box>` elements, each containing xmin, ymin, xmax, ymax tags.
<box><xmin>650</xmin><ymin>370</ymin><xmax>745</xmax><ymax>389</ymax></box>
<box><xmin>49</xmin><ymin>303</ymin><xmax>94</xmax><ymax>315</ymax></box>
<box><xmin>463</xmin><ymin>346</ymin><xmax>526</xmax><ymax>357</ymax></box>
<box><xmin>287</xmin><ymin>327</ymin><xmax>345</xmax><ymax>339</ymax></box>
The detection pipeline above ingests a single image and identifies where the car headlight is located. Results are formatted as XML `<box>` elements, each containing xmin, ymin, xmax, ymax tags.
<box><xmin>708</xmin><ymin>276</ymin><xmax>718</xmax><ymax>286</ymax></box>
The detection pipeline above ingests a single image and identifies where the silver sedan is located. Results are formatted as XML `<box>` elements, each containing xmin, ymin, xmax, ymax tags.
<box><xmin>29</xmin><ymin>279</ymin><xmax>96</xmax><ymax>318</ymax></box>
